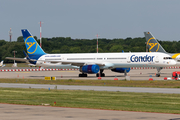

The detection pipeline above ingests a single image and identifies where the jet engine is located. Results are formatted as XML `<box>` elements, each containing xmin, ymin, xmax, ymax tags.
<box><xmin>111</xmin><ymin>68</ymin><xmax>130</xmax><ymax>73</ymax></box>
<box><xmin>80</xmin><ymin>65</ymin><xmax>100</xmax><ymax>74</ymax></box>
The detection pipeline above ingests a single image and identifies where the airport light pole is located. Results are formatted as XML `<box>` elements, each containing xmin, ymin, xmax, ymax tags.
<box><xmin>96</xmin><ymin>34</ymin><xmax>100</xmax><ymax>53</ymax></box>
<box><xmin>9</xmin><ymin>28</ymin><xmax>12</xmax><ymax>42</ymax></box>
<box><xmin>12</xmin><ymin>50</ymin><xmax>17</xmax><ymax>65</ymax></box>
<box><xmin>39</xmin><ymin>21</ymin><xmax>44</xmax><ymax>48</ymax></box>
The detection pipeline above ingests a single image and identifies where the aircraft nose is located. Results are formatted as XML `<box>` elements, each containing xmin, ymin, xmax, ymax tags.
<box><xmin>169</xmin><ymin>60</ymin><xmax>177</xmax><ymax>66</ymax></box>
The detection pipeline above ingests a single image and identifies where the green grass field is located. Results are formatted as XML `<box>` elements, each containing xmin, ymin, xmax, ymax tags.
<box><xmin>1</xmin><ymin>73</ymin><xmax>180</xmax><ymax>114</ymax></box>
<box><xmin>1</xmin><ymin>78</ymin><xmax>180</xmax><ymax>88</ymax></box>
<box><xmin>0</xmin><ymin>87</ymin><xmax>180</xmax><ymax>114</ymax></box>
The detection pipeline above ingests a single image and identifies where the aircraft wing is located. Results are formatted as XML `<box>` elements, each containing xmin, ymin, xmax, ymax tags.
<box><xmin>61</xmin><ymin>61</ymin><xmax>105</xmax><ymax>67</ymax></box>
<box><xmin>6</xmin><ymin>57</ymin><xmax>28</xmax><ymax>62</ymax></box>
<box><xmin>62</xmin><ymin>61</ymin><xmax>105</xmax><ymax>66</ymax></box>
<box><xmin>62</xmin><ymin>62</ymin><xmax>105</xmax><ymax>66</ymax></box>
<box><xmin>44</xmin><ymin>60</ymin><xmax>105</xmax><ymax>67</ymax></box>
<box><xmin>61</xmin><ymin>61</ymin><xmax>85</xmax><ymax>66</ymax></box>
<box><xmin>6</xmin><ymin>57</ymin><xmax>37</xmax><ymax>62</ymax></box>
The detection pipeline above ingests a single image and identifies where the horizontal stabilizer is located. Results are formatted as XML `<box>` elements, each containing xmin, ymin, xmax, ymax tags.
<box><xmin>5</xmin><ymin>57</ymin><xmax>28</xmax><ymax>62</ymax></box>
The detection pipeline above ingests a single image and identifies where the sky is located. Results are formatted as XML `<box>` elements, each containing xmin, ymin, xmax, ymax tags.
<box><xmin>1</xmin><ymin>0</ymin><xmax>180</xmax><ymax>41</ymax></box>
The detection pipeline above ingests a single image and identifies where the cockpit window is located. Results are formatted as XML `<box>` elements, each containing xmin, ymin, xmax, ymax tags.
<box><xmin>163</xmin><ymin>57</ymin><xmax>172</xmax><ymax>59</ymax></box>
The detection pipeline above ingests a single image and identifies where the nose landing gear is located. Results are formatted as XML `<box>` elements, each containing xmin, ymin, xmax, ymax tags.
<box><xmin>156</xmin><ymin>67</ymin><xmax>163</xmax><ymax>77</ymax></box>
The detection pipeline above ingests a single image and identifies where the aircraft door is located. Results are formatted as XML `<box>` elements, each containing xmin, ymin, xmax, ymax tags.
<box><xmin>155</xmin><ymin>56</ymin><xmax>159</xmax><ymax>63</ymax></box>
<box><xmin>127</xmin><ymin>56</ymin><xmax>131</xmax><ymax>63</ymax></box>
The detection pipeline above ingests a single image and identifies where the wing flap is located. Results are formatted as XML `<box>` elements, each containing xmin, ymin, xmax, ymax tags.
<box><xmin>44</xmin><ymin>60</ymin><xmax>105</xmax><ymax>67</ymax></box>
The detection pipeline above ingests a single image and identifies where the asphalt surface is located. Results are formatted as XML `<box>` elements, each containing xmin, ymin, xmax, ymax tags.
<box><xmin>0</xmin><ymin>67</ymin><xmax>177</xmax><ymax>80</ymax></box>
<box><xmin>1</xmin><ymin>104</ymin><xmax>180</xmax><ymax>120</ymax></box>
<box><xmin>1</xmin><ymin>83</ymin><xmax>180</xmax><ymax>94</ymax></box>
<box><xmin>0</xmin><ymin>67</ymin><xmax>180</xmax><ymax>119</ymax></box>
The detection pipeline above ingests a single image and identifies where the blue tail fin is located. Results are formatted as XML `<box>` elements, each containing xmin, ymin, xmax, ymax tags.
<box><xmin>21</xmin><ymin>29</ymin><xmax>46</xmax><ymax>60</ymax></box>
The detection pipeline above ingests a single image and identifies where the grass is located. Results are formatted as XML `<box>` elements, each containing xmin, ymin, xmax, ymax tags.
<box><xmin>2</xmin><ymin>64</ymin><xmax>180</xmax><ymax>113</ymax></box>
<box><xmin>0</xmin><ymin>87</ymin><xmax>180</xmax><ymax>114</ymax></box>
<box><xmin>1</xmin><ymin>78</ymin><xmax>180</xmax><ymax>88</ymax></box>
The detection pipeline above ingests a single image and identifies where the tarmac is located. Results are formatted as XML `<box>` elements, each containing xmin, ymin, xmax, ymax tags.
<box><xmin>0</xmin><ymin>67</ymin><xmax>180</xmax><ymax>119</ymax></box>
<box><xmin>1</xmin><ymin>83</ymin><xmax>180</xmax><ymax>94</ymax></box>
<box><xmin>0</xmin><ymin>67</ymin><xmax>177</xmax><ymax>80</ymax></box>
<box><xmin>1</xmin><ymin>104</ymin><xmax>180</xmax><ymax>120</ymax></box>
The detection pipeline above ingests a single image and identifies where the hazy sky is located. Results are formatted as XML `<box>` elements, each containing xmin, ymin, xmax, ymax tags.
<box><xmin>1</xmin><ymin>0</ymin><xmax>180</xmax><ymax>41</ymax></box>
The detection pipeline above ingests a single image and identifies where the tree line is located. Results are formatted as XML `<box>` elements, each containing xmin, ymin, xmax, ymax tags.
<box><xmin>0</xmin><ymin>36</ymin><xmax>179</xmax><ymax>63</ymax></box>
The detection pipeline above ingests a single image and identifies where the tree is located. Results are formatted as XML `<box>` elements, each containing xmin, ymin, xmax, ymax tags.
<box><xmin>0</xmin><ymin>40</ymin><xmax>6</xmax><ymax>46</ymax></box>
<box><xmin>109</xmin><ymin>45</ymin><xmax>123</xmax><ymax>52</ymax></box>
<box><xmin>34</xmin><ymin>36</ymin><xmax>38</xmax><ymax>41</ymax></box>
<box><xmin>17</xmin><ymin>36</ymin><xmax>23</xmax><ymax>42</ymax></box>
<box><xmin>69</xmin><ymin>47</ymin><xmax>81</xmax><ymax>53</ymax></box>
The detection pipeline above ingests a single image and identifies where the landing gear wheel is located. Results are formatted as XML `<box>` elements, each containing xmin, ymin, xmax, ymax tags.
<box><xmin>156</xmin><ymin>74</ymin><xmax>160</xmax><ymax>77</ymax></box>
<box><xmin>79</xmin><ymin>73</ymin><xmax>87</xmax><ymax>77</ymax></box>
<box><xmin>96</xmin><ymin>73</ymin><xmax>105</xmax><ymax>77</ymax></box>
<box><xmin>156</xmin><ymin>67</ymin><xmax>162</xmax><ymax>77</ymax></box>
<box><xmin>101</xmin><ymin>73</ymin><xmax>105</xmax><ymax>77</ymax></box>
<box><xmin>124</xmin><ymin>71</ymin><xmax>127</xmax><ymax>76</ymax></box>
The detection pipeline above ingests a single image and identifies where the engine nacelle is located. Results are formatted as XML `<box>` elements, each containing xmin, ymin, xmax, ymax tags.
<box><xmin>80</xmin><ymin>65</ymin><xmax>100</xmax><ymax>74</ymax></box>
<box><xmin>111</xmin><ymin>68</ymin><xmax>130</xmax><ymax>73</ymax></box>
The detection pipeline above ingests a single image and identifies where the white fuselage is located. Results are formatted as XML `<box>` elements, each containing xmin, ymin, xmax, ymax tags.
<box><xmin>35</xmin><ymin>52</ymin><xmax>176</xmax><ymax>69</ymax></box>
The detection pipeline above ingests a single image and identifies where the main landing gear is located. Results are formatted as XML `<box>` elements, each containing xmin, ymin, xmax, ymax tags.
<box><xmin>96</xmin><ymin>69</ymin><xmax>105</xmax><ymax>77</ymax></box>
<box><xmin>124</xmin><ymin>70</ymin><xmax>127</xmax><ymax>76</ymax></box>
<box><xmin>79</xmin><ymin>73</ymin><xmax>87</xmax><ymax>77</ymax></box>
<box><xmin>156</xmin><ymin>67</ymin><xmax>163</xmax><ymax>77</ymax></box>
<box><xmin>78</xmin><ymin>69</ymin><xmax>105</xmax><ymax>77</ymax></box>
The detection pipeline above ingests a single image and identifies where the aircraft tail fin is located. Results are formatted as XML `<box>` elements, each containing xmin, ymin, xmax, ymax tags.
<box><xmin>21</xmin><ymin>29</ymin><xmax>46</xmax><ymax>60</ymax></box>
<box><xmin>144</xmin><ymin>32</ymin><xmax>166</xmax><ymax>53</ymax></box>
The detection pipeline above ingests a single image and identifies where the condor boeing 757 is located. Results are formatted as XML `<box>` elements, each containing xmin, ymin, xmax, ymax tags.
<box><xmin>6</xmin><ymin>29</ymin><xmax>177</xmax><ymax>77</ymax></box>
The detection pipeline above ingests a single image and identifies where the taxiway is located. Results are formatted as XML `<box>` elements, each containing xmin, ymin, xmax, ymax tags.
<box><xmin>0</xmin><ymin>67</ymin><xmax>177</xmax><ymax>80</ymax></box>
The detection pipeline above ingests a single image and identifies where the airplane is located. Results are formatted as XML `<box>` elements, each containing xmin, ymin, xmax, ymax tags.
<box><xmin>0</xmin><ymin>60</ymin><xmax>5</xmax><ymax>67</ymax></box>
<box><xmin>144</xmin><ymin>31</ymin><xmax>180</xmax><ymax>77</ymax></box>
<box><xmin>6</xmin><ymin>29</ymin><xmax>177</xmax><ymax>77</ymax></box>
